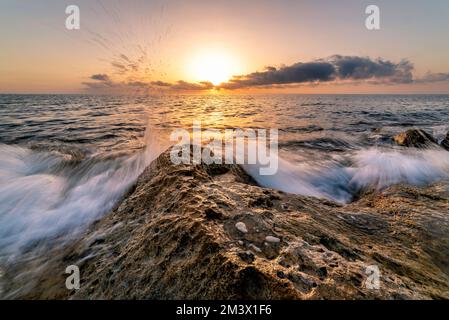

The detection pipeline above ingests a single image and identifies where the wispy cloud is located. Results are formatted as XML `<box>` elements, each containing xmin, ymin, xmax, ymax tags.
<box><xmin>415</xmin><ymin>72</ymin><xmax>449</xmax><ymax>83</ymax></box>
<box><xmin>82</xmin><ymin>76</ymin><xmax>213</xmax><ymax>93</ymax></box>
<box><xmin>169</xmin><ymin>80</ymin><xmax>214</xmax><ymax>91</ymax></box>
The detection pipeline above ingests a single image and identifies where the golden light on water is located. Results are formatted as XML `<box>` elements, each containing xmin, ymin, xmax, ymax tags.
<box><xmin>188</xmin><ymin>50</ymin><xmax>240</xmax><ymax>86</ymax></box>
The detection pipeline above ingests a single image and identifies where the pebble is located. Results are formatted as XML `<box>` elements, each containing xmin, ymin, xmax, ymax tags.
<box><xmin>265</xmin><ymin>235</ymin><xmax>280</xmax><ymax>243</ymax></box>
<box><xmin>249</xmin><ymin>244</ymin><xmax>262</xmax><ymax>253</ymax></box>
<box><xmin>235</xmin><ymin>222</ymin><xmax>248</xmax><ymax>233</ymax></box>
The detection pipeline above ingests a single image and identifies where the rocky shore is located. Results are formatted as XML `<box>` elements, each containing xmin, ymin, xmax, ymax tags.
<box><xmin>3</xmin><ymin>129</ymin><xmax>449</xmax><ymax>299</ymax></box>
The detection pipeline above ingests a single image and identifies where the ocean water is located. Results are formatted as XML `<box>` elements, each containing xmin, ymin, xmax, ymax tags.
<box><xmin>1</xmin><ymin>94</ymin><xmax>449</xmax><ymax>262</ymax></box>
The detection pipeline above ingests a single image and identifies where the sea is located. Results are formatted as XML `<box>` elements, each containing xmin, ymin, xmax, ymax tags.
<box><xmin>1</xmin><ymin>94</ymin><xmax>449</xmax><ymax>262</ymax></box>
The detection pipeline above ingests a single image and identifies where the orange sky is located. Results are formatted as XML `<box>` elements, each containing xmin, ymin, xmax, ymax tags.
<box><xmin>1</xmin><ymin>0</ymin><xmax>449</xmax><ymax>94</ymax></box>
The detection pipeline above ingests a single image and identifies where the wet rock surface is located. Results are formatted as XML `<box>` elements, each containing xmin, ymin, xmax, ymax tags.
<box><xmin>4</xmin><ymin>147</ymin><xmax>449</xmax><ymax>299</ymax></box>
<box><xmin>441</xmin><ymin>131</ymin><xmax>449</xmax><ymax>151</ymax></box>
<box><xmin>393</xmin><ymin>129</ymin><xmax>438</xmax><ymax>148</ymax></box>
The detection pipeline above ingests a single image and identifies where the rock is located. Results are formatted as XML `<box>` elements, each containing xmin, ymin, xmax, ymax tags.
<box><xmin>5</xmin><ymin>146</ymin><xmax>449</xmax><ymax>300</ymax></box>
<box><xmin>441</xmin><ymin>131</ymin><xmax>449</xmax><ymax>151</ymax></box>
<box><xmin>235</xmin><ymin>222</ymin><xmax>248</xmax><ymax>233</ymax></box>
<box><xmin>248</xmin><ymin>244</ymin><xmax>262</xmax><ymax>253</ymax></box>
<box><xmin>265</xmin><ymin>236</ymin><xmax>281</xmax><ymax>243</ymax></box>
<box><xmin>393</xmin><ymin>129</ymin><xmax>438</xmax><ymax>148</ymax></box>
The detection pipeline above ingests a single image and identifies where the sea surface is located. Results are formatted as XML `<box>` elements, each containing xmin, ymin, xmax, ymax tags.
<box><xmin>1</xmin><ymin>94</ymin><xmax>449</xmax><ymax>262</ymax></box>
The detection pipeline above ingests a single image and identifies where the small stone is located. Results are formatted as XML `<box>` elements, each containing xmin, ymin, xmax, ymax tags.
<box><xmin>238</xmin><ymin>240</ymin><xmax>244</xmax><ymax>246</ymax></box>
<box><xmin>249</xmin><ymin>244</ymin><xmax>262</xmax><ymax>253</ymax></box>
<box><xmin>265</xmin><ymin>236</ymin><xmax>280</xmax><ymax>243</ymax></box>
<box><xmin>235</xmin><ymin>222</ymin><xmax>248</xmax><ymax>233</ymax></box>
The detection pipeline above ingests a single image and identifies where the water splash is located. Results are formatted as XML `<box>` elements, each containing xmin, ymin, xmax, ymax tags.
<box><xmin>244</xmin><ymin>147</ymin><xmax>449</xmax><ymax>203</ymax></box>
<box><xmin>0</xmin><ymin>126</ymin><xmax>168</xmax><ymax>262</ymax></box>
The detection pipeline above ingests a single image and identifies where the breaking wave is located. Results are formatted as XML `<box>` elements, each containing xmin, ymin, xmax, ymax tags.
<box><xmin>244</xmin><ymin>147</ymin><xmax>449</xmax><ymax>203</ymax></box>
<box><xmin>0</xmin><ymin>127</ymin><xmax>167</xmax><ymax>261</ymax></box>
<box><xmin>2</xmin><ymin>125</ymin><xmax>449</xmax><ymax>263</ymax></box>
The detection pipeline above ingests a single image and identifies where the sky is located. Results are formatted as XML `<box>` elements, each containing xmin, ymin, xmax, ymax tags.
<box><xmin>1</xmin><ymin>0</ymin><xmax>449</xmax><ymax>94</ymax></box>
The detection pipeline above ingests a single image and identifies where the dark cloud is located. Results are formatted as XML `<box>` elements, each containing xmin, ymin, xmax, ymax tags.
<box><xmin>83</xmin><ymin>55</ymin><xmax>449</xmax><ymax>92</ymax></box>
<box><xmin>220</xmin><ymin>62</ymin><xmax>336</xmax><ymax>89</ymax></box>
<box><xmin>83</xmin><ymin>73</ymin><xmax>114</xmax><ymax>90</ymax></box>
<box><xmin>219</xmin><ymin>55</ymin><xmax>415</xmax><ymax>89</ymax></box>
<box><xmin>90</xmin><ymin>74</ymin><xmax>110</xmax><ymax>81</ymax></box>
<box><xmin>331</xmin><ymin>55</ymin><xmax>413</xmax><ymax>83</ymax></box>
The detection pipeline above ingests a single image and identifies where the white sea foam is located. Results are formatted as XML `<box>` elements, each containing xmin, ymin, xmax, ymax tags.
<box><xmin>0</xmin><ymin>127</ymin><xmax>167</xmax><ymax>261</ymax></box>
<box><xmin>2</xmin><ymin>128</ymin><xmax>449</xmax><ymax>263</ymax></box>
<box><xmin>244</xmin><ymin>148</ymin><xmax>449</xmax><ymax>203</ymax></box>
<box><xmin>348</xmin><ymin>148</ymin><xmax>449</xmax><ymax>190</ymax></box>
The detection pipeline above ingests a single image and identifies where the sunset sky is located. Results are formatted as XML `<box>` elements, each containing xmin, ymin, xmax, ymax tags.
<box><xmin>1</xmin><ymin>0</ymin><xmax>449</xmax><ymax>94</ymax></box>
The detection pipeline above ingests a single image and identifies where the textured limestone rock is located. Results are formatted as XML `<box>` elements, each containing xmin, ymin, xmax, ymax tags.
<box><xmin>5</xmin><ymin>147</ymin><xmax>449</xmax><ymax>300</ymax></box>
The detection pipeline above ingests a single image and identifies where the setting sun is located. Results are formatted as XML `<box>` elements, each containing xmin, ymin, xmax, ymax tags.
<box><xmin>188</xmin><ymin>50</ymin><xmax>240</xmax><ymax>86</ymax></box>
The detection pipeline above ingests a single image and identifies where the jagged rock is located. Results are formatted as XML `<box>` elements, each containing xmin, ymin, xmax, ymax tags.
<box><xmin>5</xmin><ymin>147</ymin><xmax>449</xmax><ymax>300</ymax></box>
<box><xmin>441</xmin><ymin>131</ymin><xmax>449</xmax><ymax>151</ymax></box>
<box><xmin>393</xmin><ymin>129</ymin><xmax>438</xmax><ymax>148</ymax></box>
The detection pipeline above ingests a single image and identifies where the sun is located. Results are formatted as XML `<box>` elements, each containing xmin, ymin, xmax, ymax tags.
<box><xmin>188</xmin><ymin>50</ymin><xmax>239</xmax><ymax>86</ymax></box>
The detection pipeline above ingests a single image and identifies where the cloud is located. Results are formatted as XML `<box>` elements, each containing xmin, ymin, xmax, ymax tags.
<box><xmin>90</xmin><ymin>74</ymin><xmax>110</xmax><ymax>81</ymax></box>
<box><xmin>220</xmin><ymin>62</ymin><xmax>336</xmax><ymax>89</ymax></box>
<box><xmin>81</xmin><ymin>81</ymin><xmax>114</xmax><ymax>90</ymax></box>
<box><xmin>219</xmin><ymin>55</ymin><xmax>415</xmax><ymax>89</ymax></box>
<box><xmin>83</xmin><ymin>75</ymin><xmax>214</xmax><ymax>92</ymax></box>
<box><xmin>331</xmin><ymin>55</ymin><xmax>413</xmax><ymax>83</ymax></box>
<box><xmin>83</xmin><ymin>55</ymin><xmax>449</xmax><ymax>92</ymax></box>
<box><xmin>150</xmin><ymin>80</ymin><xmax>172</xmax><ymax>87</ymax></box>
<box><xmin>170</xmin><ymin>80</ymin><xmax>214</xmax><ymax>91</ymax></box>
<box><xmin>416</xmin><ymin>72</ymin><xmax>449</xmax><ymax>83</ymax></box>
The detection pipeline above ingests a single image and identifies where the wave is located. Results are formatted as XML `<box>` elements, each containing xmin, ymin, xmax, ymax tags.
<box><xmin>2</xmin><ymin>126</ymin><xmax>449</xmax><ymax>262</ymax></box>
<box><xmin>0</xmin><ymin>126</ymin><xmax>168</xmax><ymax>262</ymax></box>
<box><xmin>244</xmin><ymin>147</ymin><xmax>449</xmax><ymax>203</ymax></box>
